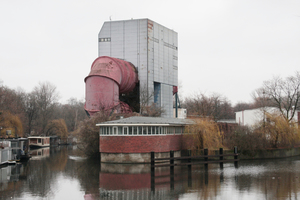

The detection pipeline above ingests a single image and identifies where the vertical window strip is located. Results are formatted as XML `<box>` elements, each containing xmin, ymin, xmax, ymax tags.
<box><xmin>113</xmin><ymin>127</ymin><xmax>117</xmax><ymax>135</ymax></box>
<box><xmin>143</xmin><ymin>126</ymin><xmax>147</xmax><ymax>135</ymax></box>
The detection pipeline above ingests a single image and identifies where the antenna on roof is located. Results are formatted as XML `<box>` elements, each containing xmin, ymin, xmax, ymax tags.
<box><xmin>109</xmin><ymin>16</ymin><xmax>112</xmax><ymax>21</ymax></box>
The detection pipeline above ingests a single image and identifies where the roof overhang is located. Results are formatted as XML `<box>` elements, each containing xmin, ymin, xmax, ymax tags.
<box><xmin>96</xmin><ymin>124</ymin><xmax>179</xmax><ymax>127</ymax></box>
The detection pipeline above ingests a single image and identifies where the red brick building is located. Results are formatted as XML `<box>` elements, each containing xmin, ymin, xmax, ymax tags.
<box><xmin>97</xmin><ymin>116</ymin><xmax>193</xmax><ymax>163</ymax></box>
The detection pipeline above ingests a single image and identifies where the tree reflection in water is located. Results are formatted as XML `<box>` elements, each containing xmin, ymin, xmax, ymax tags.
<box><xmin>0</xmin><ymin>147</ymin><xmax>300</xmax><ymax>200</ymax></box>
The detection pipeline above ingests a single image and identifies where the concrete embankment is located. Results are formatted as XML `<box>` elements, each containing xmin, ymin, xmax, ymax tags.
<box><xmin>238</xmin><ymin>146</ymin><xmax>300</xmax><ymax>160</ymax></box>
<box><xmin>182</xmin><ymin>146</ymin><xmax>300</xmax><ymax>160</ymax></box>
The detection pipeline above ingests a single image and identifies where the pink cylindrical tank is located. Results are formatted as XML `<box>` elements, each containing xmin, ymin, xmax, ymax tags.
<box><xmin>84</xmin><ymin>56</ymin><xmax>138</xmax><ymax>116</ymax></box>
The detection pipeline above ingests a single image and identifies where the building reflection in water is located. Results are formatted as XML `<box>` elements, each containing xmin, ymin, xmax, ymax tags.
<box><xmin>97</xmin><ymin>157</ymin><xmax>300</xmax><ymax>200</ymax></box>
<box><xmin>29</xmin><ymin>147</ymin><xmax>50</xmax><ymax>160</ymax></box>
<box><xmin>0</xmin><ymin>164</ymin><xmax>22</xmax><ymax>187</ymax></box>
<box><xmin>1</xmin><ymin>147</ymin><xmax>299</xmax><ymax>200</ymax></box>
<box><xmin>0</xmin><ymin>163</ymin><xmax>26</xmax><ymax>199</ymax></box>
<box><xmin>98</xmin><ymin>163</ymin><xmax>190</xmax><ymax>200</ymax></box>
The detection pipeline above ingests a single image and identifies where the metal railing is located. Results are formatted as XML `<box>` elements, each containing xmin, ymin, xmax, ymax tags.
<box><xmin>150</xmin><ymin>147</ymin><xmax>239</xmax><ymax>192</ymax></box>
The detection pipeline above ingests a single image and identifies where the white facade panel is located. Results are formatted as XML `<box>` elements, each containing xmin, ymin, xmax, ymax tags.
<box><xmin>235</xmin><ymin>107</ymin><xmax>300</xmax><ymax>126</ymax></box>
<box><xmin>160</xmin><ymin>84</ymin><xmax>173</xmax><ymax>118</ymax></box>
<box><xmin>235</xmin><ymin>109</ymin><xmax>263</xmax><ymax>126</ymax></box>
<box><xmin>173</xmin><ymin>108</ymin><xmax>187</xmax><ymax>119</ymax></box>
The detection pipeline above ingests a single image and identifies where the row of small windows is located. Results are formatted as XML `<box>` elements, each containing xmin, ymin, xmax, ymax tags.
<box><xmin>99</xmin><ymin>126</ymin><xmax>184</xmax><ymax>136</ymax></box>
<box><xmin>99</xmin><ymin>38</ymin><xmax>111</xmax><ymax>42</ymax></box>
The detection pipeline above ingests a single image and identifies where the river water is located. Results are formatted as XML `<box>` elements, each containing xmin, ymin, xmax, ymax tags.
<box><xmin>1</xmin><ymin>146</ymin><xmax>300</xmax><ymax>200</ymax></box>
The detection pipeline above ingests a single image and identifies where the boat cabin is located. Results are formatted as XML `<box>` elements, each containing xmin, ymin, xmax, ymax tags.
<box><xmin>28</xmin><ymin>136</ymin><xmax>50</xmax><ymax>149</ymax></box>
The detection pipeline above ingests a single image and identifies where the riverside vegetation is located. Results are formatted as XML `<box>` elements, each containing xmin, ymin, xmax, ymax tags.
<box><xmin>1</xmin><ymin>72</ymin><xmax>300</xmax><ymax>157</ymax></box>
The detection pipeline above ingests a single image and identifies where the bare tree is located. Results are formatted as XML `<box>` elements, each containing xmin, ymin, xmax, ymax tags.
<box><xmin>224</xmin><ymin>125</ymin><xmax>268</xmax><ymax>156</ymax></box>
<box><xmin>0</xmin><ymin>110</ymin><xmax>23</xmax><ymax>138</ymax></box>
<box><xmin>0</xmin><ymin>86</ymin><xmax>28</xmax><ymax>136</ymax></box>
<box><xmin>183</xmin><ymin>92</ymin><xmax>234</xmax><ymax>121</ymax></box>
<box><xmin>54</xmin><ymin>98</ymin><xmax>87</xmax><ymax>132</ymax></box>
<box><xmin>139</xmin><ymin>84</ymin><xmax>153</xmax><ymax>115</ymax></box>
<box><xmin>45</xmin><ymin>119</ymin><xmax>68</xmax><ymax>138</ymax></box>
<box><xmin>139</xmin><ymin>84</ymin><xmax>165</xmax><ymax>117</ymax></box>
<box><xmin>233</xmin><ymin>102</ymin><xmax>253</xmax><ymax>112</ymax></box>
<box><xmin>0</xmin><ymin>85</ymin><xmax>24</xmax><ymax>115</ymax></box>
<box><xmin>33</xmin><ymin>82</ymin><xmax>60</xmax><ymax>134</ymax></box>
<box><xmin>253</xmin><ymin>72</ymin><xmax>300</xmax><ymax>122</ymax></box>
<box><xmin>23</xmin><ymin>92</ymin><xmax>38</xmax><ymax>136</ymax></box>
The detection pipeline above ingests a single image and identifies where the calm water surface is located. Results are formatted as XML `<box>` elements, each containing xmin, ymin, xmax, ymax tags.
<box><xmin>1</xmin><ymin>146</ymin><xmax>300</xmax><ymax>200</ymax></box>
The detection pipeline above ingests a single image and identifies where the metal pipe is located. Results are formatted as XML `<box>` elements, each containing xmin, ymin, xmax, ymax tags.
<box><xmin>84</xmin><ymin>56</ymin><xmax>138</xmax><ymax>116</ymax></box>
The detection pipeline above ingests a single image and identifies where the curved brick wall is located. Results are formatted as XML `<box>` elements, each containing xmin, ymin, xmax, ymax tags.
<box><xmin>99</xmin><ymin>135</ymin><xmax>183</xmax><ymax>153</ymax></box>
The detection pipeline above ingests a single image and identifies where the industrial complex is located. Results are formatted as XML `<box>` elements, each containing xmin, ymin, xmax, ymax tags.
<box><xmin>84</xmin><ymin>19</ymin><xmax>188</xmax><ymax>163</ymax></box>
<box><xmin>84</xmin><ymin>18</ymin><xmax>179</xmax><ymax>118</ymax></box>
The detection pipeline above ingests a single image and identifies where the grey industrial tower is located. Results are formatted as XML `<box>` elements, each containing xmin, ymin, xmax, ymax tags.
<box><xmin>98</xmin><ymin>18</ymin><xmax>178</xmax><ymax>118</ymax></box>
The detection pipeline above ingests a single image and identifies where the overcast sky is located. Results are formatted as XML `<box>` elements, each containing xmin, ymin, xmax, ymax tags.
<box><xmin>1</xmin><ymin>0</ymin><xmax>299</xmax><ymax>105</ymax></box>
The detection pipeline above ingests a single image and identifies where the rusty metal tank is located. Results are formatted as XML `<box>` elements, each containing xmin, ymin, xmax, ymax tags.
<box><xmin>84</xmin><ymin>56</ymin><xmax>138</xmax><ymax>116</ymax></box>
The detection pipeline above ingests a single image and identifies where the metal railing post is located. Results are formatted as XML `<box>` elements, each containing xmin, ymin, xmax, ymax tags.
<box><xmin>188</xmin><ymin>149</ymin><xmax>192</xmax><ymax>170</ymax></box>
<box><xmin>234</xmin><ymin>146</ymin><xmax>238</xmax><ymax>168</ymax></box>
<box><xmin>188</xmin><ymin>149</ymin><xmax>192</xmax><ymax>187</ymax></box>
<box><xmin>170</xmin><ymin>150</ymin><xmax>174</xmax><ymax>190</ymax></box>
<box><xmin>204</xmin><ymin>148</ymin><xmax>208</xmax><ymax>170</ymax></box>
<box><xmin>219</xmin><ymin>147</ymin><xmax>223</xmax><ymax>169</ymax></box>
<box><xmin>151</xmin><ymin>151</ymin><xmax>155</xmax><ymax>192</ymax></box>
